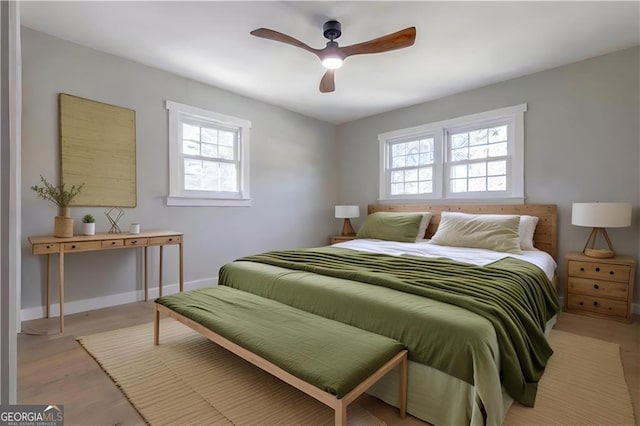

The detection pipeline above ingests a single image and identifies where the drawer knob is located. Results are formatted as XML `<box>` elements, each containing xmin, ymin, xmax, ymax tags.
<box><xmin>168</xmin><ymin>238</ymin><xmax>173</xmax><ymax>242</ymax></box>
<box><xmin>71</xmin><ymin>245</ymin><xmax>76</xmax><ymax>249</ymax></box>
<box><xmin>46</xmin><ymin>245</ymin><xmax>50</xmax><ymax>249</ymax></box>
<box><xmin>609</xmin><ymin>271</ymin><xmax>614</xmax><ymax>275</ymax></box>
<box><xmin>593</xmin><ymin>284</ymin><xmax>599</xmax><ymax>289</ymax></box>
<box><xmin>595</xmin><ymin>267</ymin><xmax>600</xmax><ymax>272</ymax></box>
<box><xmin>593</xmin><ymin>301</ymin><xmax>599</xmax><ymax>307</ymax></box>
<box><xmin>580</xmin><ymin>267</ymin><xmax>585</xmax><ymax>272</ymax></box>
<box><xmin>579</xmin><ymin>302</ymin><xmax>584</xmax><ymax>306</ymax></box>
<box><xmin>132</xmin><ymin>240</ymin><xmax>137</xmax><ymax>244</ymax></box>
<box><xmin>111</xmin><ymin>241</ymin><xmax>116</xmax><ymax>245</ymax></box>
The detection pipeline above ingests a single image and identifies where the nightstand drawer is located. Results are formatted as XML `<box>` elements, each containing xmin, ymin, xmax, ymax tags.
<box><xmin>567</xmin><ymin>277</ymin><xmax>628</xmax><ymax>300</ymax></box>
<box><xmin>32</xmin><ymin>243</ymin><xmax>60</xmax><ymax>255</ymax></box>
<box><xmin>102</xmin><ymin>239</ymin><xmax>124</xmax><ymax>248</ymax></box>
<box><xmin>567</xmin><ymin>260</ymin><xmax>630</xmax><ymax>283</ymax></box>
<box><xmin>566</xmin><ymin>294</ymin><xmax>627</xmax><ymax>318</ymax></box>
<box><xmin>63</xmin><ymin>241</ymin><xmax>103</xmax><ymax>252</ymax></box>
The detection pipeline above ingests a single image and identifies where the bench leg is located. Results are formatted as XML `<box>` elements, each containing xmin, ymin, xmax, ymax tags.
<box><xmin>399</xmin><ymin>353</ymin><xmax>408</xmax><ymax>418</ymax></box>
<box><xmin>154</xmin><ymin>304</ymin><xmax>160</xmax><ymax>346</ymax></box>
<box><xmin>334</xmin><ymin>401</ymin><xmax>347</xmax><ymax>426</ymax></box>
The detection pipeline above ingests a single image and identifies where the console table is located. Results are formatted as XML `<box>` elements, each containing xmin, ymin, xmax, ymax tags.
<box><xmin>28</xmin><ymin>230</ymin><xmax>184</xmax><ymax>333</ymax></box>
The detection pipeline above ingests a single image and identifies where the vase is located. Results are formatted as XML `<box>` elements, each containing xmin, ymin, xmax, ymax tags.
<box><xmin>82</xmin><ymin>222</ymin><xmax>96</xmax><ymax>236</ymax></box>
<box><xmin>54</xmin><ymin>206</ymin><xmax>73</xmax><ymax>238</ymax></box>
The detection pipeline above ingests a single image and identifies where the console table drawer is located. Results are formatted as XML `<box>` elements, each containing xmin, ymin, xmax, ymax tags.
<box><xmin>102</xmin><ymin>239</ymin><xmax>124</xmax><ymax>248</ymax></box>
<box><xmin>32</xmin><ymin>243</ymin><xmax>60</xmax><ymax>255</ymax></box>
<box><xmin>64</xmin><ymin>241</ymin><xmax>103</xmax><ymax>252</ymax></box>
<box><xmin>125</xmin><ymin>238</ymin><xmax>149</xmax><ymax>247</ymax></box>
<box><xmin>149</xmin><ymin>235</ymin><xmax>181</xmax><ymax>245</ymax></box>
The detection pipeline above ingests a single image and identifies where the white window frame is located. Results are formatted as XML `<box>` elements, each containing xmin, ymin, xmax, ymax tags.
<box><xmin>165</xmin><ymin>100</ymin><xmax>252</xmax><ymax>207</ymax></box>
<box><xmin>379</xmin><ymin>104</ymin><xmax>526</xmax><ymax>203</ymax></box>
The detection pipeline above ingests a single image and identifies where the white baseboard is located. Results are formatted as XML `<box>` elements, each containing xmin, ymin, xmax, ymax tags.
<box><xmin>21</xmin><ymin>284</ymin><xmax>639</xmax><ymax>322</ymax></box>
<box><xmin>20</xmin><ymin>277</ymin><xmax>217</xmax><ymax>322</ymax></box>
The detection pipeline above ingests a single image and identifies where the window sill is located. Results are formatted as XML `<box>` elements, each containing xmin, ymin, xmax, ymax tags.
<box><xmin>377</xmin><ymin>196</ymin><xmax>526</xmax><ymax>205</ymax></box>
<box><xmin>166</xmin><ymin>196</ymin><xmax>252</xmax><ymax>207</ymax></box>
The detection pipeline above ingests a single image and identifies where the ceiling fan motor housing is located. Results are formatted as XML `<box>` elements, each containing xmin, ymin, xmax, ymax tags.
<box><xmin>323</xmin><ymin>20</ymin><xmax>342</xmax><ymax>41</ymax></box>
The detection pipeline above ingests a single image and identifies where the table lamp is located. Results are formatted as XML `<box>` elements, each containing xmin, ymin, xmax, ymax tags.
<box><xmin>571</xmin><ymin>202</ymin><xmax>632</xmax><ymax>258</ymax></box>
<box><xmin>335</xmin><ymin>205</ymin><xmax>360</xmax><ymax>236</ymax></box>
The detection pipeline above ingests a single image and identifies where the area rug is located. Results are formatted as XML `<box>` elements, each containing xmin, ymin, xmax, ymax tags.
<box><xmin>78</xmin><ymin>319</ymin><xmax>385</xmax><ymax>426</ymax></box>
<box><xmin>504</xmin><ymin>329</ymin><xmax>636</xmax><ymax>425</ymax></box>
<box><xmin>78</xmin><ymin>321</ymin><xmax>636</xmax><ymax>426</ymax></box>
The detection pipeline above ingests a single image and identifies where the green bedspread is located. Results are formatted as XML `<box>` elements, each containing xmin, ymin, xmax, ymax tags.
<box><xmin>219</xmin><ymin>247</ymin><xmax>559</xmax><ymax>408</ymax></box>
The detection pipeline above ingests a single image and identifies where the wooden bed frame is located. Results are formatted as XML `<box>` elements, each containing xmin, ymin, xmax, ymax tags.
<box><xmin>368</xmin><ymin>204</ymin><xmax>558</xmax><ymax>261</ymax></box>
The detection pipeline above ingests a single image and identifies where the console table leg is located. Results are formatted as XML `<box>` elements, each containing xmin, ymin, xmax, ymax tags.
<box><xmin>58</xmin><ymin>251</ymin><xmax>64</xmax><ymax>333</ymax></box>
<box><xmin>159</xmin><ymin>246</ymin><xmax>163</xmax><ymax>297</ymax></box>
<box><xmin>46</xmin><ymin>254</ymin><xmax>51</xmax><ymax>319</ymax></box>
<box><xmin>179</xmin><ymin>242</ymin><xmax>184</xmax><ymax>292</ymax></box>
<box><xmin>144</xmin><ymin>246</ymin><xmax>148</xmax><ymax>302</ymax></box>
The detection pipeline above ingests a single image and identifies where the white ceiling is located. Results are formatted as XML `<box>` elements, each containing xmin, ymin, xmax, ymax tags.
<box><xmin>20</xmin><ymin>1</ymin><xmax>639</xmax><ymax>124</ymax></box>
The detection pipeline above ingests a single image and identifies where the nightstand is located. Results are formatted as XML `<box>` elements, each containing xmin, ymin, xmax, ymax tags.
<box><xmin>565</xmin><ymin>252</ymin><xmax>636</xmax><ymax>322</ymax></box>
<box><xmin>330</xmin><ymin>235</ymin><xmax>356</xmax><ymax>244</ymax></box>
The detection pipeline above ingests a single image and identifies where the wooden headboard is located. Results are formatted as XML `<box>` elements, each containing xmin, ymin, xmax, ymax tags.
<box><xmin>368</xmin><ymin>204</ymin><xmax>558</xmax><ymax>260</ymax></box>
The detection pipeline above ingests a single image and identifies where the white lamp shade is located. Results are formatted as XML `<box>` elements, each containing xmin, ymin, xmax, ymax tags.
<box><xmin>571</xmin><ymin>202</ymin><xmax>632</xmax><ymax>228</ymax></box>
<box><xmin>335</xmin><ymin>205</ymin><xmax>360</xmax><ymax>219</ymax></box>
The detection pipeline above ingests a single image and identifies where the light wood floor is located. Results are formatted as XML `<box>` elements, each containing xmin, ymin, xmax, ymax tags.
<box><xmin>18</xmin><ymin>302</ymin><xmax>639</xmax><ymax>426</ymax></box>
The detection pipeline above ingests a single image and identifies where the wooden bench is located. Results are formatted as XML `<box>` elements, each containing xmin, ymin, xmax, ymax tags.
<box><xmin>154</xmin><ymin>286</ymin><xmax>408</xmax><ymax>426</ymax></box>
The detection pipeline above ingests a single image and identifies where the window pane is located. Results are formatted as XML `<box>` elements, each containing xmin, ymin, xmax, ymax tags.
<box><xmin>391</xmin><ymin>170</ymin><xmax>403</xmax><ymax>183</ymax></box>
<box><xmin>201</xmin><ymin>143</ymin><xmax>217</xmax><ymax>158</ymax></box>
<box><xmin>201</xmin><ymin>127</ymin><xmax>217</xmax><ymax>143</ymax></box>
<box><xmin>488</xmin><ymin>142</ymin><xmax>507</xmax><ymax>157</ymax></box>
<box><xmin>488</xmin><ymin>160</ymin><xmax>506</xmax><ymax>176</ymax></box>
<box><xmin>451</xmin><ymin>179</ymin><xmax>467</xmax><ymax>193</ymax></box>
<box><xmin>451</xmin><ymin>148</ymin><xmax>468</xmax><ymax>161</ymax></box>
<box><xmin>182</xmin><ymin>123</ymin><xmax>200</xmax><ymax>141</ymax></box>
<box><xmin>468</xmin><ymin>162</ymin><xmax>486</xmax><ymax>177</ymax></box>
<box><xmin>406</xmin><ymin>141</ymin><xmax>419</xmax><ymax>154</ymax></box>
<box><xmin>392</xmin><ymin>155</ymin><xmax>405</xmax><ymax>168</ymax></box>
<box><xmin>468</xmin><ymin>177</ymin><xmax>486</xmax><ymax>192</ymax></box>
<box><xmin>218</xmin><ymin>146</ymin><xmax>234</xmax><ymax>160</ymax></box>
<box><xmin>405</xmin><ymin>168</ymin><xmax>418</xmax><ymax>182</ymax></box>
<box><xmin>392</xmin><ymin>143</ymin><xmax>406</xmax><ymax>156</ymax></box>
<box><xmin>418</xmin><ymin>181</ymin><xmax>432</xmax><ymax>194</ymax></box>
<box><xmin>418</xmin><ymin>167</ymin><xmax>432</xmax><ymax>180</ymax></box>
<box><xmin>406</xmin><ymin>153</ymin><xmax>418</xmax><ymax>166</ymax></box>
<box><xmin>420</xmin><ymin>138</ymin><xmax>434</xmax><ymax>152</ymax></box>
<box><xmin>488</xmin><ymin>176</ymin><xmax>506</xmax><ymax>191</ymax></box>
<box><xmin>469</xmin><ymin>145</ymin><xmax>488</xmax><ymax>159</ymax></box>
<box><xmin>182</xmin><ymin>140</ymin><xmax>200</xmax><ymax>155</ymax></box>
<box><xmin>405</xmin><ymin>182</ymin><xmax>417</xmax><ymax>194</ymax></box>
<box><xmin>451</xmin><ymin>133</ymin><xmax>468</xmax><ymax>149</ymax></box>
<box><xmin>488</xmin><ymin>125</ymin><xmax>507</xmax><ymax>143</ymax></box>
<box><xmin>220</xmin><ymin>163</ymin><xmax>237</xmax><ymax>192</ymax></box>
<box><xmin>184</xmin><ymin>159</ymin><xmax>203</xmax><ymax>190</ymax></box>
<box><xmin>469</xmin><ymin>129</ymin><xmax>488</xmax><ymax>146</ymax></box>
<box><xmin>451</xmin><ymin>164</ymin><xmax>467</xmax><ymax>178</ymax></box>
<box><xmin>391</xmin><ymin>183</ymin><xmax>403</xmax><ymax>195</ymax></box>
<box><xmin>219</xmin><ymin>130</ymin><xmax>235</xmax><ymax>146</ymax></box>
<box><xmin>202</xmin><ymin>160</ymin><xmax>219</xmax><ymax>190</ymax></box>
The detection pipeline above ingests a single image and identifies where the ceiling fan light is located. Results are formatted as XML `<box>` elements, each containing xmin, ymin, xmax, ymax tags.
<box><xmin>322</xmin><ymin>56</ymin><xmax>343</xmax><ymax>69</ymax></box>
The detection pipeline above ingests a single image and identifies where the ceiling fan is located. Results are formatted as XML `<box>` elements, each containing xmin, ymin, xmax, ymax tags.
<box><xmin>250</xmin><ymin>20</ymin><xmax>416</xmax><ymax>93</ymax></box>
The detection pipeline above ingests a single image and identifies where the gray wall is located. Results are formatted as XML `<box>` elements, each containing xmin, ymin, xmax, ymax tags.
<box><xmin>21</xmin><ymin>28</ymin><xmax>338</xmax><ymax>311</ymax></box>
<box><xmin>336</xmin><ymin>47</ymin><xmax>640</xmax><ymax>304</ymax></box>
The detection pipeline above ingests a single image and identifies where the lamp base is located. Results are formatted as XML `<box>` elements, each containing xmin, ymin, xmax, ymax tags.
<box><xmin>583</xmin><ymin>248</ymin><xmax>615</xmax><ymax>259</ymax></box>
<box><xmin>341</xmin><ymin>218</ymin><xmax>356</xmax><ymax>236</ymax></box>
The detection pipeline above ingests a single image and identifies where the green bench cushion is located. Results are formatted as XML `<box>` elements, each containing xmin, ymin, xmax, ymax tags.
<box><xmin>156</xmin><ymin>286</ymin><xmax>405</xmax><ymax>398</ymax></box>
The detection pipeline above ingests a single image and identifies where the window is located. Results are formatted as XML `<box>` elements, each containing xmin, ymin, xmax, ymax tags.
<box><xmin>379</xmin><ymin>104</ymin><xmax>526</xmax><ymax>202</ymax></box>
<box><xmin>166</xmin><ymin>101</ymin><xmax>251</xmax><ymax>207</ymax></box>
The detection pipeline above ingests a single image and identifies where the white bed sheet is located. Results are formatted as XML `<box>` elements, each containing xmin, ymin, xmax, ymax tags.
<box><xmin>332</xmin><ymin>238</ymin><xmax>557</xmax><ymax>280</ymax></box>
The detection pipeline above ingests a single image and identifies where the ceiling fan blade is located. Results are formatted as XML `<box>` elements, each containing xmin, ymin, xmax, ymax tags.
<box><xmin>319</xmin><ymin>70</ymin><xmax>335</xmax><ymax>93</ymax></box>
<box><xmin>339</xmin><ymin>27</ymin><xmax>416</xmax><ymax>58</ymax></box>
<box><xmin>250</xmin><ymin>28</ymin><xmax>320</xmax><ymax>56</ymax></box>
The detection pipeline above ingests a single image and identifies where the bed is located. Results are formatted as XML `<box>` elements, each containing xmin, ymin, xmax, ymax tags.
<box><xmin>217</xmin><ymin>204</ymin><xmax>560</xmax><ymax>426</ymax></box>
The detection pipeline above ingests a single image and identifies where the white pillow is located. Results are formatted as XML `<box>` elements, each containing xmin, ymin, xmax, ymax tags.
<box><xmin>519</xmin><ymin>215</ymin><xmax>539</xmax><ymax>251</ymax></box>
<box><xmin>430</xmin><ymin>211</ymin><xmax>522</xmax><ymax>254</ymax></box>
<box><xmin>415</xmin><ymin>212</ymin><xmax>433</xmax><ymax>242</ymax></box>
